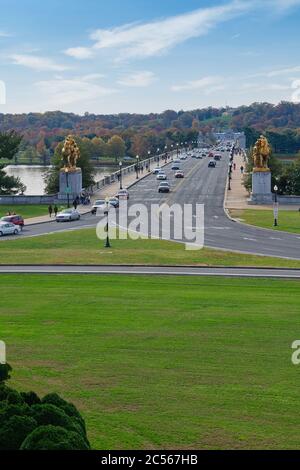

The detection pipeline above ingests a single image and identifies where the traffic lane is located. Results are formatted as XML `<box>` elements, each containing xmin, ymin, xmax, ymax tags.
<box><xmin>0</xmin><ymin>265</ymin><xmax>300</xmax><ymax>278</ymax></box>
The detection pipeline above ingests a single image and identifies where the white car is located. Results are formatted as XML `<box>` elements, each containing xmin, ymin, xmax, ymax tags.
<box><xmin>0</xmin><ymin>221</ymin><xmax>21</xmax><ymax>236</ymax></box>
<box><xmin>56</xmin><ymin>209</ymin><xmax>81</xmax><ymax>222</ymax></box>
<box><xmin>91</xmin><ymin>199</ymin><xmax>106</xmax><ymax>215</ymax></box>
<box><xmin>152</xmin><ymin>168</ymin><xmax>161</xmax><ymax>175</ymax></box>
<box><xmin>157</xmin><ymin>173</ymin><xmax>167</xmax><ymax>180</ymax></box>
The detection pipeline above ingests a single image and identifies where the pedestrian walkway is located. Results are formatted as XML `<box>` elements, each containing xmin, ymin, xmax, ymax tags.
<box><xmin>225</xmin><ymin>153</ymin><xmax>297</xmax><ymax>211</ymax></box>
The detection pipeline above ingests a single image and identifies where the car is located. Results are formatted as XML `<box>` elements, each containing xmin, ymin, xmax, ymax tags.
<box><xmin>195</xmin><ymin>155</ymin><xmax>202</xmax><ymax>159</ymax></box>
<box><xmin>179</xmin><ymin>155</ymin><xmax>187</xmax><ymax>160</ymax></box>
<box><xmin>108</xmin><ymin>197</ymin><xmax>119</xmax><ymax>208</ymax></box>
<box><xmin>175</xmin><ymin>171</ymin><xmax>184</xmax><ymax>178</ymax></box>
<box><xmin>214</xmin><ymin>154</ymin><xmax>221</xmax><ymax>161</ymax></box>
<box><xmin>116</xmin><ymin>189</ymin><xmax>129</xmax><ymax>200</ymax></box>
<box><xmin>171</xmin><ymin>164</ymin><xmax>181</xmax><ymax>170</ymax></box>
<box><xmin>158</xmin><ymin>182</ymin><xmax>170</xmax><ymax>193</ymax></box>
<box><xmin>0</xmin><ymin>221</ymin><xmax>21</xmax><ymax>236</ymax></box>
<box><xmin>173</xmin><ymin>159</ymin><xmax>181</xmax><ymax>164</ymax></box>
<box><xmin>56</xmin><ymin>209</ymin><xmax>81</xmax><ymax>222</ymax></box>
<box><xmin>202</xmin><ymin>153</ymin><xmax>207</xmax><ymax>158</ymax></box>
<box><xmin>91</xmin><ymin>199</ymin><xmax>106</xmax><ymax>215</ymax></box>
<box><xmin>152</xmin><ymin>168</ymin><xmax>161</xmax><ymax>175</ymax></box>
<box><xmin>1</xmin><ymin>215</ymin><xmax>24</xmax><ymax>229</ymax></box>
<box><xmin>208</xmin><ymin>161</ymin><xmax>216</xmax><ymax>168</ymax></box>
<box><xmin>157</xmin><ymin>173</ymin><xmax>167</xmax><ymax>180</ymax></box>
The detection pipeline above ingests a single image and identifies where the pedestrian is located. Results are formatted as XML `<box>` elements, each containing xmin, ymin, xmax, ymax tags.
<box><xmin>234</xmin><ymin>163</ymin><xmax>236</xmax><ymax>171</ymax></box>
<box><xmin>240</xmin><ymin>166</ymin><xmax>244</xmax><ymax>174</ymax></box>
<box><xmin>48</xmin><ymin>205</ymin><xmax>53</xmax><ymax>218</ymax></box>
<box><xmin>73</xmin><ymin>199</ymin><xmax>78</xmax><ymax>210</ymax></box>
<box><xmin>54</xmin><ymin>205</ymin><xmax>58</xmax><ymax>217</ymax></box>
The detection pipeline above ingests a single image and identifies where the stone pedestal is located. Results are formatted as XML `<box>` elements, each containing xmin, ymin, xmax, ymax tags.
<box><xmin>250</xmin><ymin>170</ymin><xmax>273</xmax><ymax>204</ymax></box>
<box><xmin>58</xmin><ymin>168</ymin><xmax>82</xmax><ymax>202</ymax></box>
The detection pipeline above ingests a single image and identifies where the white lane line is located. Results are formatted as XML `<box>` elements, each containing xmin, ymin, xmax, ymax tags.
<box><xmin>270</xmin><ymin>237</ymin><xmax>282</xmax><ymax>241</ymax></box>
<box><xmin>243</xmin><ymin>237</ymin><xmax>257</xmax><ymax>242</ymax></box>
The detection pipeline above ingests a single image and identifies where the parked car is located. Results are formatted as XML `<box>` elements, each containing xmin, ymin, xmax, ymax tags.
<box><xmin>208</xmin><ymin>161</ymin><xmax>216</xmax><ymax>168</ymax></box>
<box><xmin>158</xmin><ymin>182</ymin><xmax>170</xmax><ymax>193</ymax></box>
<box><xmin>0</xmin><ymin>221</ymin><xmax>21</xmax><ymax>236</ymax></box>
<box><xmin>157</xmin><ymin>173</ymin><xmax>167</xmax><ymax>181</ymax></box>
<box><xmin>56</xmin><ymin>209</ymin><xmax>81</xmax><ymax>222</ymax></box>
<box><xmin>116</xmin><ymin>189</ymin><xmax>130</xmax><ymax>200</ymax></box>
<box><xmin>175</xmin><ymin>170</ymin><xmax>184</xmax><ymax>178</ymax></box>
<box><xmin>1</xmin><ymin>215</ymin><xmax>24</xmax><ymax>229</ymax></box>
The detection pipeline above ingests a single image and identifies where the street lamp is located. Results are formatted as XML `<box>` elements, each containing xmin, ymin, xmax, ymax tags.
<box><xmin>147</xmin><ymin>150</ymin><xmax>151</xmax><ymax>172</ymax></box>
<box><xmin>176</xmin><ymin>143</ymin><xmax>179</xmax><ymax>157</ymax></box>
<box><xmin>273</xmin><ymin>185</ymin><xmax>279</xmax><ymax>227</ymax></box>
<box><xmin>136</xmin><ymin>155</ymin><xmax>140</xmax><ymax>179</ymax></box>
<box><xmin>157</xmin><ymin>148</ymin><xmax>160</xmax><ymax>167</ymax></box>
<box><xmin>65</xmin><ymin>167</ymin><xmax>70</xmax><ymax>208</ymax></box>
<box><xmin>119</xmin><ymin>161</ymin><xmax>123</xmax><ymax>190</ymax></box>
<box><xmin>104</xmin><ymin>197</ymin><xmax>111</xmax><ymax>248</ymax></box>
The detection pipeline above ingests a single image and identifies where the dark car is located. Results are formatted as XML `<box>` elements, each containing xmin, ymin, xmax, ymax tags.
<box><xmin>208</xmin><ymin>161</ymin><xmax>216</xmax><ymax>168</ymax></box>
<box><xmin>1</xmin><ymin>215</ymin><xmax>24</xmax><ymax>228</ymax></box>
<box><xmin>171</xmin><ymin>164</ymin><xmax>181</xmax><ymax>170</ymax></box>
<box><xmin>109</xmin><ymin>197</ymin><xmax>119</xmax><ymax>208</ymax></box>
<box><xmin>214</xmin><ymin>154</ymin><xmax>221</xmax><ymax>161</ymax></box>
<box><xmin>158</xmin><ymin>182</ymin><xmax>170</xmax><ymax>193</ymax></box>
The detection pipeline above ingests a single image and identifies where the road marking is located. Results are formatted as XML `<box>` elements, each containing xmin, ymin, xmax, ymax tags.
<box><xmin>270</xmin><ymin>237</ymin><xmax>282</xmax><ymax>241</ymax></box>
<box><xmin>243</xmin><ymin>237</ymin><xmax>257</xmax><ymax>242</ymax></box>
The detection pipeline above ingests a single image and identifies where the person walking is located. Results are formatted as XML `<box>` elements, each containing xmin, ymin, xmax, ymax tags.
<box><xmin>240</xmin><ymin>166</ymin><xmax>244</xmax><ymax>174</ymax></box>
<box><xmin>233</xmin><ymin>163</ymin><xmax>236</xmax><ymax>171</ymax></box>
<box><xmin>54</xmin><ymin>205</ymin><xmax>58</xmax><ymax>217</ymax></box>
<box><xmin>48</xmin><ymin>205</ymin><xmax>53</xmax><ymax>218</ymax></box>
<box><xmin>73</xmin><ymin>199</ymin><xmax>78</xmax><ymax>210</ymax></box>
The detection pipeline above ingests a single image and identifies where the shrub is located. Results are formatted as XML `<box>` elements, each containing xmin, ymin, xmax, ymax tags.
<box><xmin>21</xmin><ymin>425</ymin><xmax>90</xmax><ymax>450</ymax></box>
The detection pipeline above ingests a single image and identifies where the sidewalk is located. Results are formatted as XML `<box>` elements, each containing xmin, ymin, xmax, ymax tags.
<box><xmin>26</xmin><ymin>157</ymin><xmax>170</xmax><ymax>225</ymax></box>
<box><xmin>225</xmin><ymin>154</ymin><xmax>298</xmax><ymax>212</ymax></box>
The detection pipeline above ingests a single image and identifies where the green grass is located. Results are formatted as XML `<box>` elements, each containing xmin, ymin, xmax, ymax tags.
<box><xmin>230</xmin><ymin>209</ymin><xmax>300</xmax><ymax>234</ymax></box>
<box><xmin>1</xmin><ymin>228</ymin><xmax>300</xmax><ymax>267</ymax></box>
<box><xmin>2</xmin><ymin>274</ymin><xmax>300</xmax><ymax>449</ymax></box>
<box><xmin>0</xmin><ymin>205</ymin><xmax>66</xmax><ymax>219</ymax></box>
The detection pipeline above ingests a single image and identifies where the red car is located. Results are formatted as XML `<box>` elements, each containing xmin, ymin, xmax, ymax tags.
<box><xmin>1</xmin><ymin>215</ymin><xmax>24</xmax><ymax>228</ymax></box>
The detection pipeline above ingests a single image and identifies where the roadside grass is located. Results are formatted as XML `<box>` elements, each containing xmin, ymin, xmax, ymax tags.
<box><xmin>230</xmin><ymin>209</ymin><xmax>300</xmax><ymax>235</ymax></box>
<box><xmin>1</xmin><ymin>227</ymin><xmax>300</xmax><ymax>267</ymax></box>
<box><xmin>2</xmin><ymin>274</ymin><xmax>300</xmax><ymax>449</ymax></box>
<box><xmin>0</xmin><ymin>205</ymin><xmax>66</xmax><ymax>219</ymax></box>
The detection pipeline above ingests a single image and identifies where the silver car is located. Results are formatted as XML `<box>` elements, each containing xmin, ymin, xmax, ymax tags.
<box><xmin>56</xmin><ymin>209</ymin><xmax>80</xmax><ymax>222</ymax></box>
<box><xmin>0</xmin><ymin>222</ymin><xmax>21</xmax><ymax>236</ymax></box>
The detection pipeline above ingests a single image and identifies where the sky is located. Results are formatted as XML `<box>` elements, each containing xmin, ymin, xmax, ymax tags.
<box><xmin>1</xmin><ymin>0</ymin><xmax>300</xmax><ymax>115</ymax></box>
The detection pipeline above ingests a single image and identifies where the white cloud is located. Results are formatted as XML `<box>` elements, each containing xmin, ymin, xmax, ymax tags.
<box><xmin>266</xmin><ymin>0</ymin><xmax>300</xmax><ymax>11</ymax></box>
<box><xmin>35</xmin><ymin>75</ymin><xmax>116</xmax><ymax>106</ymax></box>
<box><xmin>172</xmin><ymin>76</ymin><xmax>223</xmax><ymax>92</ymax></box>
<box><xmin>64</xmin><ymin>1</ymin><xmax>251</xmax><ymax>61</ymax></box>
<box><xmin>0</xmin><ymin>31</ymin><xmax>11</xmax><ymax>38</ymax></box>
<box><xmin>118</xmin><ymin>71</ymin><xmax>156</xmax><ymax>87</ymax></box>
<box><xmin>64</xmin><ymin>47</ymin><xmax>94</xmax><ymax>60</ymax></box>
<box><xmin>11</xmin><ymin>54</ymin><xmax>70</xmax><ymax>71</ymax></box>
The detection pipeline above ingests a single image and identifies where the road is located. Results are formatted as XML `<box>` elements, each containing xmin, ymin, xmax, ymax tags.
<box><xmin>2</xmin><ymin>150</ymin><xmax>300</xmax><ymax>260</ymax></box>
<box><xmin>1</xmin><ymin>265</ymin><xmax>300</xmax><ymax>278</ymax></box>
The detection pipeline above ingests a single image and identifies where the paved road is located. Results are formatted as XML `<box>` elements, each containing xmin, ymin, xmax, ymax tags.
<box><xmin>1</xmin><ymin>265</ymin><xmax>300</xmax><ymax>278</ymax></box>
<box><xmin>2</xmin><ymin>151</ymin><xmax>300</xmax><ymax>260</ymax></box>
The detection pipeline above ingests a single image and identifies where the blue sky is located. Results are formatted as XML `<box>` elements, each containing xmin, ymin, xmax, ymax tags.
<box><xmin>1</xmin><ymin>0</ymin><xmax>300</xmax><ymax>114</ymax></box>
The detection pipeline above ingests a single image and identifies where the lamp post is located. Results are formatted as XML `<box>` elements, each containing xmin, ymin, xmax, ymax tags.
<box><xmin>176</xmin><ymin>143</ymin><xmax>179</xmax><ymax>157</ymax></box>
<box><xmin>119</xmin><ymin>161</ymin><xmax>123</xmax><ymax>190</ymax></box>
<box><xmin>65</xmin><ymin>167</ymin><xmax>70</xmax><ymax>208</ymax></box>
<box><xmin>147</xmin><ymin>151</ymin><xmax>151</xmax><ymax>172</ymax></box>
<box><xmin>157</xmin><ymin>148</ymin><xmax>160</xmax><ymax>167</ymax></box>
<box><xmin>273</xmin><ymin>185</ymin><xmax>279</xmax><ymax>227</ymax></box>
<box><xmin>136</xmin><ymin>155</ymin><xmax>139</xmax><ymax>179</ymax></box>
<box><xmin>164</xmin><ymin>145</ymin><xmax>168</xmax><ymax>163</ymax></box>
<box><xmin>104</xmin><ymin>197</ymin><xmax>111</xmax><ymax>248</ymax></box>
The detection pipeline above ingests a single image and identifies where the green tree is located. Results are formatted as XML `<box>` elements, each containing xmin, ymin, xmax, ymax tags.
<box><xmin>20</xmin><ymin>424</ymin><xmax>90</xmax><ymax>450</ymax></box>
<box><xmin>107</xmin><ymin>135</ymin><xmax>126</xmax><ymax>163</ymax></box>
<box><xmin>0</xmin><ymin>131</ymin><xmax>25</xmax><ymax>195</ymax></box>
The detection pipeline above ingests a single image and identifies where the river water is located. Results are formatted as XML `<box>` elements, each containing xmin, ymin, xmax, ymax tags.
<box><xmin>4</xmin><ymin>165</ymin><xmax>117</xmax><ymax>195</ymax></box>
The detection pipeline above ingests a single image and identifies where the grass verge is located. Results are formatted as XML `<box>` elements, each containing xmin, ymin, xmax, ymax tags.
<box><xmin>2</xmin><ymin>274</ymin><xmax>300</xmax><ymax>449</ymax></box>
<box><xmin>0</xmin><ymin>228</ymin><xmax>300</xmax><ymax>267</ymax></box>
<box><xmin>0</xmin><ymin>205</ymin><xmax>66</xmax><ymax>219</ymax></box>
<box><xmin>230</xmin><ymin>209</ymin><xmax>300</xmax><ymax>235</ymax></box>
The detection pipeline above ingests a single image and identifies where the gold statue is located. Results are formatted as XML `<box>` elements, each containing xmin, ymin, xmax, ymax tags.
<box><xmin>61</xmin><ymin>135</ymin><xmax>80</xmax><ymax>171</ymax></box>
<box><xmin>252</xmin><ymin>135</ymin><xmax>271</xmax><ymax>172</ymax></box>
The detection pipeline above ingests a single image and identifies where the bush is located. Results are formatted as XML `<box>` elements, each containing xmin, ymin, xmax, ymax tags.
<box><xmin>0</xmin><ymin>415</ymin><xmax>37</xmax><ymax>450</ymax></box>
<box><xmin>21</xmin><ymin>425</ymin><xmax>90</xmax><ymax>450</ymax></box>
<box><xmin>20</xmin><ymin>391</ymin><xmax>41</xmax><ymax>406</ymax></box>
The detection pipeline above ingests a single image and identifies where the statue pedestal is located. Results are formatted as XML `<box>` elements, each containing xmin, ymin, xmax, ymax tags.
<box><xmin>58</xmin><ymin>168</ymin><xmax>82</xmax><ymax>202</ymax></box>
<box><xmin>250</xmin><ymin>171</ymin><xmax>273</xmax><ymax>204</ymax></box>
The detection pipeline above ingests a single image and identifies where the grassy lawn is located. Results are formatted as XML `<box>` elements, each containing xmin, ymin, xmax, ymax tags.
<box><xmin>2</xmin><ymin>274</ymin><xmax>300</xmax><ymax>449</ymax></box>
<box><xmin>0</xmin><ymin>205</ymin><xmax>66</xmax><ymax>219</ymax></box>
<box><xmin>1</xmin><ymin>228</ymin><xmax>300</xmax><ymax>268</ymax></box>
<box><xmin>230</xmin><ymin>209</ymin><xmax>300</xmax><ymax>234</ymax></box>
